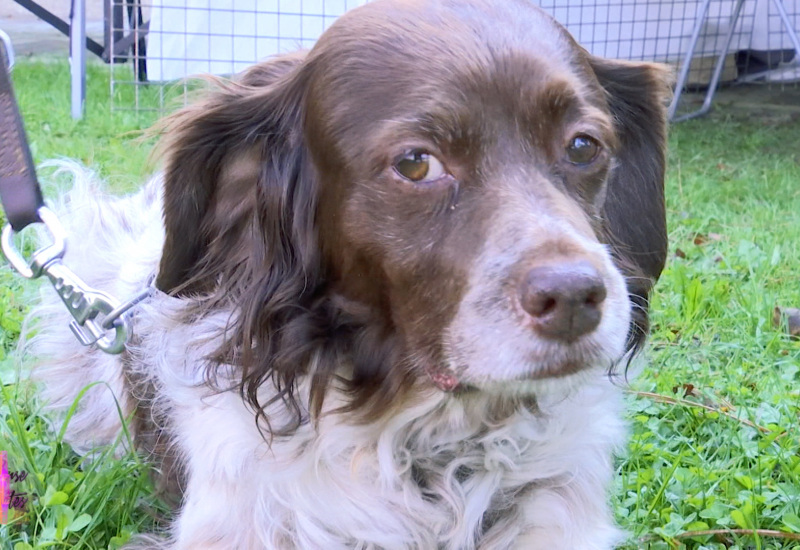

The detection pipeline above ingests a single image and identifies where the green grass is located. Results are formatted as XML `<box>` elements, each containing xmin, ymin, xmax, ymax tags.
<box><xmin>2</xmin><ymin>60</ymin><xmax>800</xmax><ymax>549</ymax></box>
<box><xmin>8</xmin><ymin>61</ymin><xmax>160</xmax><ymax>186</ymax></box>
<box><xmin>615</xmin><ymin>107</ymin><xmax>800</xmax><ymax>549</ymax></box>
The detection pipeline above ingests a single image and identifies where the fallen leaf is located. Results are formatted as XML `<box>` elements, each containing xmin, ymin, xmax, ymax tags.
<box><xmin>675</xmin><ymin>248</ymin><xmax>686</xmax><ymax>259</ymax></box>
<box><xmin>693</xmin><ymin>232</ymin><xmax>723</xmax><ymax>246</ymax></box>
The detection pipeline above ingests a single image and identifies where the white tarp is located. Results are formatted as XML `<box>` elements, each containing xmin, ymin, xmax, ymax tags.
<box><xmin>147</xmin><ymin>0</ymin><xmax>369</xmax><ymax>81</ymax></box>
<box><xmin>547</xmin><ymin>0</ymin><xmax>799</xmax><ymax>61</ymax></box>
<box><xmin>147</xmin><ymin>0</ymin><xmax>799</xmax><ymax>82</ymax></box>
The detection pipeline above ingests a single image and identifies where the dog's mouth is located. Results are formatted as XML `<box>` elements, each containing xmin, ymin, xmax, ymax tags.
<box><xmin>517</xmin><ymin>358</ymin><xmax>590</xmax><ymax>380</ymax></box>
<box><xmin>427</xmin><ymin>345</ymin><xmax>617</xmax><ymax>393</ymax></box>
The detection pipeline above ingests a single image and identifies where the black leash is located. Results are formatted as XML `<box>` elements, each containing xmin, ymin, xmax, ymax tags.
<box><xmin>0</xmin><ymin>32</ymin><xmax>149</xmax><ymax>355</ymax></box>
<box><xmin>0</xmin><ymin>31</ymin><xmax>43</xmax><ymax>232</ymax></box>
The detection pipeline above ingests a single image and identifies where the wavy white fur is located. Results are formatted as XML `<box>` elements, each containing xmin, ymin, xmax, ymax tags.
<box><xmin>28</xmin><ymin>162</ymin><xmax>627</xmax><ymax>549</ymax></box>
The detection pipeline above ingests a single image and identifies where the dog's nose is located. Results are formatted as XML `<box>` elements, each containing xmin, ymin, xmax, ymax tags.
<box><xmin>519</xmin><ymin>261</ymin><xmax>607</xmax><ymax>341</ymax></box>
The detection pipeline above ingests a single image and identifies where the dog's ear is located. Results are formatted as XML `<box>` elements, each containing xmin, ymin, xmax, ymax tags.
<box><xmin>154</xmin><ymin>52</ymin><xmax>312</xmax><ymax>296</ymax></box>
<box><xmin>589</xmin><ymin>57</ymin><xmax>672</xmax><ymax>349</ymax></box>
<box><xmin>155</xmin><ymin>53</ymin><xmax>326</xmax><ymax>436</ymax></box>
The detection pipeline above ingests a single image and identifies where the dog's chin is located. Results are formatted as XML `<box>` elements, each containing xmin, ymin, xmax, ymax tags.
<box><xmin>470</xmin><ymin>367</ymin><xmax>599</xmax><ymax>396</ymax></box>
<box><xmin>443</xmin><ymin>355</ymin><xmax>620</xmax><ymax>397</ymax></box>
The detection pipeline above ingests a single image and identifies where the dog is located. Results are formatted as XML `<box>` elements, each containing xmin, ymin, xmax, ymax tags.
<box><xmin>29</xmin><ymin>0</ymin><xmax>670</xmax><ymax>548</ymax></box>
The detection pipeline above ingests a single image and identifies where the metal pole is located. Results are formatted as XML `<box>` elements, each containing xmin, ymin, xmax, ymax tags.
<box><xmin>673</xmin><ymin>0</ymin><xmax>746</xmax><ymax>122</ymax></box>
<box><xmin>70</xmin><ymin>0</ymin><xmax>86</xmax><ymax>120</ymax></box>
<box><xmin>668</xmin><ymin>0</ymin><xmax>712</xmax><ymax>121</ymax></box>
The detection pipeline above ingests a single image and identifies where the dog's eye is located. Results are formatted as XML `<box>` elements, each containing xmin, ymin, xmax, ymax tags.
<box><xmin>566</xmin><ymin>135</ymin><xmax>601</xmax><ymax>165</ymax></box>
<box><xmin>394</xmin><ymin>150</ymin><xmax>447</xmax><ymax>183</ymax></box>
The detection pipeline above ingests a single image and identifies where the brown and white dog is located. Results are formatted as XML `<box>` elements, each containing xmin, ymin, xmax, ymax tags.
<box><xmin>30</xmin><ymin>1</ymin><xmax>670</xmax><ymax>548</ymax></box>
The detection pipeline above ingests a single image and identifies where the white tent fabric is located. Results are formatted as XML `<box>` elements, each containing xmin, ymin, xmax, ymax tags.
<box><xmin>549</xmin><ymin>0</ymin><xmax>799</xmax><ymax>61</ymax></box>
<box><xmin>146</xmin><ymin>0</ymin><xmax>799</xmax><ymax>82</ymax></box>
<box><xmin>147</xmin><ymin>0</ymin><xmax>368</xmax><ymax>81</ymax></box>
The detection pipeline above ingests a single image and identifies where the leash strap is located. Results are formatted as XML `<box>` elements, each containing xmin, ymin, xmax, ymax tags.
<box><xmin>0</xmin><ymin>32</ymin><xmax>44</xmax><ymax>232</ymax></box>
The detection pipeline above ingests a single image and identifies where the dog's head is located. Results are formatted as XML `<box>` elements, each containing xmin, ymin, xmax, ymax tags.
<box><xmin>155</xmin><ymin>0</ymin><xmax>670</xmax><ymax>429</ymax></box>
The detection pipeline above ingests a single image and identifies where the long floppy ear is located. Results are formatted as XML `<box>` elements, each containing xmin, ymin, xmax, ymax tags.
<box><xmin>590</xmin><ymin>57</ymin><xmax>673</xmax><ymax>350</ymax></box>
<box><xmin>154</xmin><ymin>53</ymin><xmax>328</xmax><ymax>436</ymax></box>
<box><xmin>155</xmin><ymin>52</ymin><xmax>313</xmax><ymax>296</ymax></box>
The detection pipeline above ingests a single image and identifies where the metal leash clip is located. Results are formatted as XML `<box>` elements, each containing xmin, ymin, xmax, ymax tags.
<box><xmin>1</xmin><ymin>207</ymin><xmax>151</xmax><ymax>355</ymax></box>
<box><xmin>1</xmin><ymin>31</ymin><xmax>149</xmax><ymax>354</ymax></box>
<box><xmin>0</xmin><ymin>31</ymin><xmax>152</xmax><ymax>354</ymax></box>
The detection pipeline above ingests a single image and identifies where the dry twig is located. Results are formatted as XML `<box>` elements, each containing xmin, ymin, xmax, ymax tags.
<box><xmin>631</xmin><ymin>391</ymin><xmax>771</xmax><ymax>434</ymax></box>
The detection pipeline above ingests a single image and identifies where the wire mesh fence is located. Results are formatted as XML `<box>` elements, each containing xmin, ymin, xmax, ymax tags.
<box><xmin>107</xmin><ymin>0</ymin><xmax>800</xmax><ymax>117</ymax></box>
